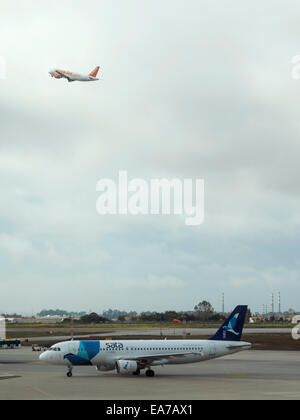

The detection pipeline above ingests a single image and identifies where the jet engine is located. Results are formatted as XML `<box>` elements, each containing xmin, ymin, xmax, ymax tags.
<box><xmin>54</xmin><ymin>73</ymin><xmax>62</xmax><ymax>79</ymax></box>
<box><xmin>115</xmin><ymin>360</ymin><xmax>138</xmax><ymax>374</ymax></box>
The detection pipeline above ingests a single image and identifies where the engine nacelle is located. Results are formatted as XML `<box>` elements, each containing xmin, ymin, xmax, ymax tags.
<box><xmin>115</xmin><ymin>360</ymin><xmax>138</xmax><ymax>374</ymax></box>
<box><xmin>54</xmin><ymin>73</ymin><xmax>62</xmax><ymax>79</ymax></box>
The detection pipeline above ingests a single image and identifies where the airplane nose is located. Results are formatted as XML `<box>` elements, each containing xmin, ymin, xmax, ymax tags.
<box><xmin>39</xmin><ymin>351</ymin><xmax>48</xmax><ymax>362</ymax></box>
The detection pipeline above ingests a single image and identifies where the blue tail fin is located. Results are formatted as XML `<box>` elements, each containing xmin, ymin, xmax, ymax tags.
<box><xmin>209</xmin><ymin>305</ymin><xmax>248</xmax><ymax>341</ymax></box>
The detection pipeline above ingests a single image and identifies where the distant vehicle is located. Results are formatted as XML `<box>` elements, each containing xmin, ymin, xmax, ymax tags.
<box><xmin>39</xmin><ymin>306</ymin><xmax>251</xmax><ymax>378</ymax></box>
<box><xmin>49</xmin><ymin>66</ymin><xmax>100</xmax><ymax>83</ymax></box>
<box><xmin>0</xmin><ymin>339</ymin><xmax>21</xmax><ymax>349</ymax></box>
<box><xmin>32</xmin><ymin>344</ymin><xmax>42</xmax><ymax>352</ymax></box>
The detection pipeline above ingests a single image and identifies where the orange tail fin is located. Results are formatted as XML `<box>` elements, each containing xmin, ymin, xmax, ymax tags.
<box><xmin>89</xmin><ymin>66</ymin><xmax>100</xmax><ymax>77</ymax></box>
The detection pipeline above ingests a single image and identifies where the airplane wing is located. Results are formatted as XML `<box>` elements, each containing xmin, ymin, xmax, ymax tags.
<box><xmin>55</xmin><ymin>70</ymin><xmax>74</xmax><ymax>82</ymax></box>
<box><xmin>118</xmin><ymin>352</ymin><xmax>200</xmax><ymax>364</ymax></box>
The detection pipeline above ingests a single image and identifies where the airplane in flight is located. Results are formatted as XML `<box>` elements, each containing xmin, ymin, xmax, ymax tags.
<box><xmin>39</xmin><ymin>305</ymin><xmax>251</xmax><ymax>377</ymax></box>
<box><xmin>49</xmin><ymin>66</ymin><xmax>100</xmax><ymax>82</ymax></box>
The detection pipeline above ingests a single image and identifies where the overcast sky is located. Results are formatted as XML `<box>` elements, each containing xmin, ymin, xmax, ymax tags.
<box><xmin>1</xmin><ymin>0</ymin><xmax>300</xmax><ymax>315</ymax></box>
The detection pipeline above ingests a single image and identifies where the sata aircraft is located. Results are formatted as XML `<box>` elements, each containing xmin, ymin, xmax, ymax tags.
<box><xmin>49</xmin><ymin>66</ymin><xmax>100</xmax><ymax>82</ymax></box>
<box><xmin>39</xmin><ymin>305</ymin><xmax>251</xmax><ymax>377</ymax></box>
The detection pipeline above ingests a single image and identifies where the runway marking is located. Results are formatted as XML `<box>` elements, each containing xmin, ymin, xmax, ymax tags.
<box><xmin>225</xmin><ymin>372</ymin><xmax>251</xmax><ymax>376</ymax></box>
<box><xmin>15</xmin><ymin>378</ymin><xmax>61</xmax><ymax>400</ymax></box>
<box><xmin>181</xmin><ymin>365</ymin><xmax>209</xmax><ymax>368</ymax></box>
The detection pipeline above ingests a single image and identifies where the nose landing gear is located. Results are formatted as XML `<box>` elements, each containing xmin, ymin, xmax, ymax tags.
<box><xmin>67</xmin><ymin>366</ymin><xmax>73</xmax><ymax>377</ymax></box>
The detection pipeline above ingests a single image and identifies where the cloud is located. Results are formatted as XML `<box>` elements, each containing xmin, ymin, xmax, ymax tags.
<box><xmin>0</xmin><ymin>0</ymin><xmax>300</xmax><ymax>314</ymax></box>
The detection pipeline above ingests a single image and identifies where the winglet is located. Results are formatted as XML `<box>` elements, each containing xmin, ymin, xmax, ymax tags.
<box><xmin>209</xmin><ymin>305</ymin><xmax>248</xmax><ymax>341</ymax></box>
<box><xmin>89</xmin><ymin>66</ymin><xmax>100</xmax><ymax>78</ymax></box>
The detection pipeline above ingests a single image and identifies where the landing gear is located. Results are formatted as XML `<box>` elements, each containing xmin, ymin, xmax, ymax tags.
<box><xmin>145</xmin><ymin>369</ymin><xmax>155</xmax><ymax>377</ymax></box>
<box><xmin>132</xmin><ymin>369</ymin><xmax>141</xmax><ymax>376</ymax></box>
<box><xmin>67</xmin><ymin>366</ymin><xmax>73</xmax><ymax>377</ymax></box>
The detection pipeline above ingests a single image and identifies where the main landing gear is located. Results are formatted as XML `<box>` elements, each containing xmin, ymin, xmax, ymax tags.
<box><xmin>145</xmin><ymin>369</ymin><xmax>155</xmax><ymax>377</ymax></box>
<box><xmin>132</xmin><ymin>368</ymin><xmax>155</xmax><ymax>377</ymax></box>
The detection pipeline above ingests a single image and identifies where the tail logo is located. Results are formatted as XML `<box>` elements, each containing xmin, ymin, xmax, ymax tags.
<box><xmin>89</xmin><ymin>66</ymin><xmax>100</xmax><ymax>78</ymax></box>
<box><xmin>223</xmin><ymin>313</ymin><xmax>240</xmax><ymax>336</ymax></box>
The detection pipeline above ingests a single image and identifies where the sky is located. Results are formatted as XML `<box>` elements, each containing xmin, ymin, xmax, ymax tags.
<box><xmin>1</xmin><ymin>0</ymin><xmax>300</xmax><ymax>315</ymax></box>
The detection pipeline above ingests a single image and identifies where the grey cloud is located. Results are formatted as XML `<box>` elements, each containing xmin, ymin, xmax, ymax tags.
<box><xmin>0</xmin><ymin>0</ymin><xmax>300</xmax><ymax>314</ymax></box>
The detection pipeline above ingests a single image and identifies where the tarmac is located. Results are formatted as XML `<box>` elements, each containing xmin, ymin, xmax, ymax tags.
<box><xmin>0</xmin><ymin>347</ymin><xmax>299</xmax><ymax>399</ymax></box>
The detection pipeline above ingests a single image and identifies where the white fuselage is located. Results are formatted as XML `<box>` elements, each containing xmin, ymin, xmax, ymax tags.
<box><xmin>49</xmin><ymin>69</ymin><xmax>98</xmax><ymax>82</ymax></box>
<box><xmin>39</xmin><ymin>339</ymin><xmax>251</xmax><ymax>373</ymax></box>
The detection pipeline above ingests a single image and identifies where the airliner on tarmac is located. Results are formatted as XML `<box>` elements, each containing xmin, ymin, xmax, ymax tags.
<box><xmin>49</xmin><ymin>66</ymin><xmax>100</xmax><ymax>82</ymax></box>
<box><xmin>39</xmin><ymin>305</ymin><xmax>251</xmax><ymax>377</ymax></box>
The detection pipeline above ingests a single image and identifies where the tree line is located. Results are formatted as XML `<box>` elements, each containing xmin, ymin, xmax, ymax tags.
<box><xmin>39</xmin><ymin>301</ymin><xmax>251</xmax><ymax>324</ymax></box>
